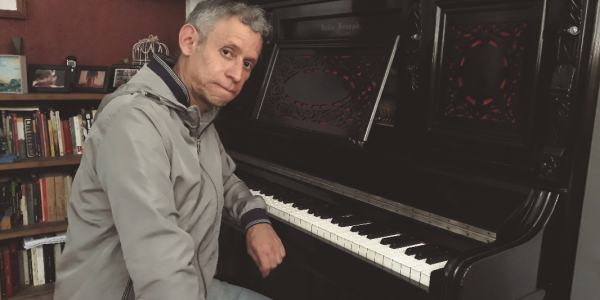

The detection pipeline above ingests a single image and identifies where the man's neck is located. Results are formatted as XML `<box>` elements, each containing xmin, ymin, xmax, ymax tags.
<box><xmin>173</xmin><ymin>61</ymin><xmax>212</xmax><ymax>112</ymax></box>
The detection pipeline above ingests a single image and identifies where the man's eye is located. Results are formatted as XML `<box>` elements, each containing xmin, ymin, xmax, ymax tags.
<box><xmin>244</xmin><ymin>62</ymin><xmax>253</xmax><ymax>69</ymax></box>
<box><xmin>222</xmin><ymin>49</ymin><xmax>231</xmax><ymax>56</ymax></box>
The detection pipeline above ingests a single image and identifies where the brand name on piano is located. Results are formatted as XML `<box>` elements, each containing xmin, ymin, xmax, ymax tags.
<box><xmin>320</xmin><ymin>22</ymin><xmax>362</xmax><ymax>32</ymax></box>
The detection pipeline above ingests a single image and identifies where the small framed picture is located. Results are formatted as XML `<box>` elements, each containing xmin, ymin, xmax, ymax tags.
<box><xmin>27</xmin><ymin>64</ymin><xmax>70</xmax><ymax>93</ymax></box>
<box><xmin>110</xmin><ymin>65</ymin><xmax>141</xmax><ymax>91</ymax></box>
<box><xmin>0</xmin><ymin>55</ymin><xmax>27</xmax><ymax>94</ymax></box>
<box><xmin>74</xmin><ymin>66</ymin><xmax>111</xmax><ymax>93</ymax></box>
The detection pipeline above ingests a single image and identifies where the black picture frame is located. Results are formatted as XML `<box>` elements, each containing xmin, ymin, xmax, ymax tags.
<box><xmin>109</xmin><ymin>64</ymin><xmax>142</xmax><ymax>92</ymax></box>
<box><xmin>73</xmin><ymin>66</ymin><xmax>111</xmax><ymax>93</ymax></box>
<box><xmin>27</xmin><ymin>64</ymin><xmax>71</xmax><ymax>93</ymax></box>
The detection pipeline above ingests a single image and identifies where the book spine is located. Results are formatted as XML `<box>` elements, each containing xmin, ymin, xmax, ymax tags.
<box><xmin>47</xmin><ymin>115</ymin><xmax>55</xmax><ymax>157</ymax></box>
<box><xmin>55</xmin><ymin>111</ymin><xmax>64</xmax><ymax>156</ymax></box>
<box><xmin>30</xmin><ymin>248</ymin><xmax>38</xmax><ymax>286</ymax></box>
<box><xmin>18</xmin><ymin>249</ymin><xmax>25</xmax><ymax>286</ymax></box>
<box><xmin>9</xmin><ymin>242</ymin><xmax>19</xmax><ymax>293</ymax></box>
<box><xmin>34</xmin><ymin>246</ymin><xmax>44</xmax><ymax>285</ymax></box>
<box><xmin>61</xmin><ymin>120</ymin><xmax>73</xmax><ymax>155</ymax></box>
<box><xmin>55</xmin><ymin>176</ymin><xmax>65</xmax><ymax>221</ymax></box>
<box><xmin>69</xmin><ymin>118</ymin><xmax>76</xmax><ymax>154</ymax></box>
<box><xmin>21</xmin><ymin>250</ymin><xmax>29</xmax><ymax>285</ymax></box>
<box><xmin>1</xmin><ymin>110</ymin><xmax>8</xmax><ymax>155</ymax></box>
<box><xmin>13</xmin><ymin>114</ymin><xmax>20</xmax><ymax>158</ymax></box>
<box><xmin>24</xmin><ymin>117</ymin><xmax>35</xmax><ymax>158</ymax></box>
<box><xmin>40</xmin><ymin>178</ymin><xmax>48</xmax><ymax>222</ymax></box>
<box><xmin>0</xmin><ymin>248</ymin><xmax>6</xmax><ymax>297</ymax></box>
<box><xmin>33</xmin><ymin>180</ymin><xmax>40</xmax><ymax>223</ymax></box>
<box><xmin>40</xmin><ymin>112</ymin><xmax>49</xmax><ymax>158</ymax></box>
<box><xmin>33</xmin><ymin>114</ymin><xmax>41</xmax><ymax>157</ymax></box>
<box><xmin>27</xmin><ymin>183</ymin><xmax>33</xmax><ymax>225</ymax></box>
<box><xmin>46</xmin><ymin>176</ymin><xmax>56</xmax><ymax>222</ymax></box>
<box><xmin>4</xmin><ymin>247</ymin><xmax>12</xmax><ymax>297</ymax></box>
<box><xmin>74</xmin><ymin>117</ymin><xmax>83</xmax><ymax>154</ymax></box>
<box><xmin>20</xmin><ymin>185</ymin><xmax>27</xmax><ymax>226</ymax></box>
<box><xmin>42</xmin><ymin>244</ymin><xmax>54</xmax><ymax>283</ymax></box>
<box><xmin>26</xmin><ymin>249</ymin><xmax>32</xmax><ymax>286</ymax></box>
<box><xmin>77</xmin><ymin>114</ymin><xmax>84</xmax><ymax>151</ymax></box>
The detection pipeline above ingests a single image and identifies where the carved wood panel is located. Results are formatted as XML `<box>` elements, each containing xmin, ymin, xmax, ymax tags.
<box><xmin>428</xmin><ymin>1</ymin><xmax>545</xmax><ymax>146</ymax></box>
<box><xmin>253</xmin><ymin>38</ymin><xmax>399</xmax><ymax>142</ymax></box>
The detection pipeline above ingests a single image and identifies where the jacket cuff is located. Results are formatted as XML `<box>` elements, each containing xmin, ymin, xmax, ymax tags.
<box><xmin>241</xmin><ymin>208</ymin><xmax>271</xmax><ymax>231</ymax></box>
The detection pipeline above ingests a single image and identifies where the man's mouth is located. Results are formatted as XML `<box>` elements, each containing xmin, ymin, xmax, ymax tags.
<box><xmin>217</xmin><ymin>84</ymin><xmax>235</xmax><ymax>95</ymax></box>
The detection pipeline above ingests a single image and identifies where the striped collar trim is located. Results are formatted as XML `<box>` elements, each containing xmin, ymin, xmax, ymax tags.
<box><xmin>147</xmin><ymin>52</ymin><xmax>191</xmax><ymax>107</ymax></box>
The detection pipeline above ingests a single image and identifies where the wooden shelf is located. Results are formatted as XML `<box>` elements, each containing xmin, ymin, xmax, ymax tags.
<box><xmin>0</xmin><ymin>93</ymin><xmax>105</xmax><ymax>101</ymax></box>
<box><xmin>11</xmin><ymin>282</ymin><xmax>55</xmax><ymax>300</ymax></box>
<box><xmin>0</xmin><ymin>155</ymin><xmax>82</xmax><ymax>171</ymax></box>
<box><xmin>0</xmin><ymin>220</ymin><xmax>68</xmax><ymax>241</ymax></box>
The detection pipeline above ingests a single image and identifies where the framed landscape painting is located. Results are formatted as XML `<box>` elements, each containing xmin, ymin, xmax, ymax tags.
<box><xmin>0</xmin><ymin>55</ymin><xmax>27</xmax><ymax>94</ymax></box>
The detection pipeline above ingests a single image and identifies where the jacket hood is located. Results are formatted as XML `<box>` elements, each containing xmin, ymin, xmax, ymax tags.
<box><xmin>97</xmin><ymin>64</ymin><xmax>220</xmax><ymax>125</ymax></box>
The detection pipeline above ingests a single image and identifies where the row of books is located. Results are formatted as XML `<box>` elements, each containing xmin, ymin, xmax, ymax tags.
<box><xmin>1</xmin><ymin>108</ymin><xmax>96</xmax><ymax>159</ymax></box>
<box><xmin>0</xmin><ymin>238</ymin><xmax>64</xmax><ymax>298</ymax></box>
<box><xmin>0</xmin><ymin>174</ymin><xmax>73</xmax><ymax>229</ymax></box>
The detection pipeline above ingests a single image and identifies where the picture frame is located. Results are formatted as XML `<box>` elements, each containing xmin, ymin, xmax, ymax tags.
<box><xmin>0</xmin><ymin>55</ymin><xmax>27</xmax><ymax>94</ymax></box>
<box><xmin>109</xmin><ymin>64</ymin><xmax>142</xmax><ymax>92</ymax></box>
<box><xmin>0</xmin><ymin>0</ymin><xmax>27</xmax><ymax>19</ymax></box>
<box><xmin>27</xmin><ymin>64</ymin><xmax>70</xmax><ymax>93</ymax></box>
<box><xmin>73</xmin><ymin>66</ymin><xmax>111</xmax><ymax>93</ymax></box>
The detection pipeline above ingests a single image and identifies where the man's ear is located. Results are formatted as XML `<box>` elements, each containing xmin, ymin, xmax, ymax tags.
<box><xmin>179</xmin><ymin>24</ymin><xmax>200</xmax><ymax>57</ymax></box>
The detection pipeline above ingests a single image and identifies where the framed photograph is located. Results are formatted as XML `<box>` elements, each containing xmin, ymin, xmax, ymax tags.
<box><xmin>74</xmin><ymin>66</ymin><xmax>111</xmax><ymax>93</ymax></box>
<box><xmin>0</xmin><ymin>55</ymin><xmax>27</xmax><ymax>94</ymax></box>
<box><xmin>0</xmin><ymin>0</ymin><xmax>26</xmax><ymax>19</ymax></box>
<box><xmin>110</xmin><ymin>65</ymin><xmax>141</xmax><ymax>91</ymax></box>
<box><xmin>27</xmin><ymin>64</ymin><xmax>70</xmax><ymax>93</ymax></box>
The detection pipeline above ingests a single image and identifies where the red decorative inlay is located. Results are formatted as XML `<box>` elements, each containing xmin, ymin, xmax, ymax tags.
<box><xmin>443</xmin><ymin>21</ymin><xmax>527</xmax><ymax>122</ymax></box>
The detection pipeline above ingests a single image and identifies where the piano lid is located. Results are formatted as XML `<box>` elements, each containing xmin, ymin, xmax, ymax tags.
<box><xmin>252</xmin><ymin>36</ymin><xmax>400</xmax><ymax>143</ymax></box>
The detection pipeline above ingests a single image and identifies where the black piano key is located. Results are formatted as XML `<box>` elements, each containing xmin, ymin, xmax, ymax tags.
<box><xmin>331</xmin><ymin>215</ymin><xmax>355</xmax><ymax>224</ymax></box>
<box><xmin>426</xmin><ymin>253</ymin><xmax>453</xmax><ymax>265</ymax></box>
<box><xmin>415</xmin><ymin>248</ymin><xmax>448</xmax><ymax>260</ymax></box>
<box><xmin>339</xmin><ymin>218</ymin><xmax>369</xmax><ymax>227</ymax></box>
<box><xmin>367</xmin><ymin>229</ymin><xmax>398</xmax><ymax>239</ymax></box>
<box><xmin>321</xmin><ymin>211</ymin><xmax>349</xmax><ymax>219</ymax></box>
<box><xmin>381</xmin><ymin>234</ymin><xmax>411</xmax><ymax>245</ymax></box>
<box><xmin>351</xmin><ymin>224</ymin><xmax>373</xmax><ymax>232</ymax></box>
<box><xmin>290</xmin><ymin>198</ymin><xmax>312</xmax><ymax>206</ymax></box>
<box><xmin>390</xmin><ymin>239</ymin><xmax>420</xmax><ymax>249</ymax></box>
<box><xmin>297</xmin><ymin>203</ymin><xmax>321</xmax><ymax>210</ymax></box>
<box><xmin>358</xmin><ymin>225</ymin><xmax>384</xmax><ymax>236</ymax></box>
<box><xmin>308</xmin><ymin>206</ymin><xmax>329</xmax><ymax>214</ymax></box>
<box><xmin>405</xmin><ymin>244</ymin><xmax>438</xmax><ymax>256</ymax></box>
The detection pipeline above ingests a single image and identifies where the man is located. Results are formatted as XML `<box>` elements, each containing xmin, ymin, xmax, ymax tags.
<box><xmin>33</xmin><ymin>69</ymin><xmax>59</xmax><ymax>88</ymax></box>
<box><xmin>78</xmin><ymin>70</ymin><xmax>102</xmax><ymax>88</ymax></box>
<box><xmin>55</xmin><ymin>1</ymin><xmax>284</xmax><ymax>299</ymax></box>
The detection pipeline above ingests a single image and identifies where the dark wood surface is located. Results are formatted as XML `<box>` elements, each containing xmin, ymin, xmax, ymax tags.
<box><xmin>0</xmin><ymin>220</ymin><xmax>67</xmax><ymax>241</ymax></box>
<box><xmin>0</xmin><ymin>155</ymin><xmax>82</xmax><ymax>171</ymax></box>
<box><xmin>11</xmin><ymin>283</ymin><xmax>54</xmax><ymax>300</ymax></box>
<box><xmin>0</xmin><ymin>93</ymin><xmax>105</xmax><ymax>101</ymax></box>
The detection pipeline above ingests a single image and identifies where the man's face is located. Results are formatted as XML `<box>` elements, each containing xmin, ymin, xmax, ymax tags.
<box><xmin>186</xmin><ymin>15</ymin><xmax>262</xmax><ymax>109</ymax></box>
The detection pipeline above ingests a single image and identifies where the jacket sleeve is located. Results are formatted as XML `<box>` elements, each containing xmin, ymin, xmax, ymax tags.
<box><xmin>215</xmin><ymin>128</ymin><xmax>271</xmax><ymax>232</ymax></box>
<box><xmin>96</xmin><ymin>104</ymin><xmax>200</xmax><ymax>300</ymax></box>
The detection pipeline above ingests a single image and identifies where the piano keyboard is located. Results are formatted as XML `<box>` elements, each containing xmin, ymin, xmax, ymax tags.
<box><xmin>244</xmin><ymin>179</ymin><xmax>450</xmax><ymax>292</ymax></box>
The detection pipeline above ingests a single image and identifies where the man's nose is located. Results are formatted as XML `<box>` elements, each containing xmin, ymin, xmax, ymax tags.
<box><xmin>225</xmin><ymin>60</ymin><xmax>244</xmax><ymax>83</ymax></box>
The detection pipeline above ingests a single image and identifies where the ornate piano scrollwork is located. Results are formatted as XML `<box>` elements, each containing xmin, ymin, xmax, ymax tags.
<box><xmin>406</xmin><ymin>0</ymin><xmax>422</xmax><ymax>91</ymax></box>
<box><xmin>538</xmin><ymin>0</ymin><xmax>581</xmax><ymax>181</ymax></box>
<box><xmin>539</xmin><ymin>64</ymin><xmax>576</xmax><ymax>181</ymax></box>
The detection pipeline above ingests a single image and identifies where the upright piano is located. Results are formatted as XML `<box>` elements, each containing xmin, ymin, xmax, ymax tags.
<box><xmin>214</xmin><ymin>1</ymin><xmax>600</xmax><ymax>299</ymax></box>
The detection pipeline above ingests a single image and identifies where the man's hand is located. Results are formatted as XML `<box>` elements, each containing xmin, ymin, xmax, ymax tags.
<box><xmin>246</xmin><ymin>223</ymin><xmax>285</xmax><ymax>277</ymax></box>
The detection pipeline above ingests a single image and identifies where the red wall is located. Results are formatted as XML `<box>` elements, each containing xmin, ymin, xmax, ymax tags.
<box><xmin>0</xmin><ymin>0</ymin><xmax>186</xmax><ymax>66</ymax></box>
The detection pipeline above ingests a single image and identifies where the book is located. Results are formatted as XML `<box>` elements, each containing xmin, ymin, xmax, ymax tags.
<box><xmin>54</xmin><ymin>243</ymin><xmax>62</xmax><ymax>267</ymax></box>
<box><xmin>16</xmin><ymin>114</ymin><xmax>25</xmax><ymax>158</ymax></box>
<box><xmin>42</xmin><ymin>244</ymin><xmax>54</xmax><ymax>283</ymax></box>
<box><xmin>45</xmin><ymin>175</ymin><xmax>56</xmax><ymax>222</ymax></box>
<box><xmin>20</xmin><ymin>183</ymin><xmax>27</xmax><ymax>226</ymax></box>
<box><xmin>73</xmin><ymin>116</ymin><xmax>83</xmax><ymax>154</ymax></box>
<box><xmin>3</xmin><ymin>246</ymin><xmax>12</xmax><ymax>297</ymax></box>
<box><xmin>69</xmin><ymin>117</ymin><xmax>76</xmax><ymax>154</ymax></box>
<box><xmin>27</xmin><ymin>249</ymin><xmax>32</xmax><ymax>286</ymax></box>
<box><xmin>18</xmin><ymin>249</ymin><xmax>24</xmax><ymax>286</ymax></box>
<box><xmin>0</xmin><ymin>248</ymin><xmax>6</xmax><ymax>297</ymax></box>
<box><xmin>47</xmin><ymin>115</ymin><xmax>55</xmax><ymax>157</ymax></box>
<box><xmin>34</xmin><ymin>246</ymin><xmax>44</xmax><ymax>285</ymax></box>
<box><xmin>40</xmin><ymin>177</ymin><xmax>48</xmax><ymax>222</ymax></box>
<box><xmin>27</xmin><ymin>181</ymin><xmax>34</xmax><ymax>225</ymax></box>
<box><xmin>54</xmin><ymin>111</ymin><xmax>64</xmax><ymax>156</ymax></box>
<box><xmin>24</xmin><ymin>116</ymin><xmax>35</xmax><ymax>158</ymax></box>
<box><xmin>30</xmin><ymin>247</ymin><xmax>38</xmax><ymax>286</ymax></box>
<box><xmin>21</xmin><ymin>250</ymin><xmax>29</xmax><ymax>285</ymax></box>
<box><xmin>9</xmin><ymin>242</ymin><xmax>20</xmax><ymax>293</ymax></box>
<box><xmin>39</xmin><ymin>112</ymin><xmax>49</xmax><ymax>158</ymax></box>
<box><xmin>33</xmin><ymin>114</ymin><xmax>42</xmax><ymax>157</ymax></box>
<box><xmin>61</xmin><ymin>120</ymin><xmax>73</xmax><ymax>155</ymax></box>
<box><xmin>55</xmin><ymin>175</ymin><xmax>66</xmax><ymax>221</ymax></box>
<box><xmin>22</xmin><ymin>233</ymin><xmax>67</xmax><ymax>250</ymax></box>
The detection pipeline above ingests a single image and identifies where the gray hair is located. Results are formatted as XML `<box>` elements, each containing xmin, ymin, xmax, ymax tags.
<box><xmin>186</xmin><ymin>0</ymin><xmax>272</xmax><ymax>44</ymax></box>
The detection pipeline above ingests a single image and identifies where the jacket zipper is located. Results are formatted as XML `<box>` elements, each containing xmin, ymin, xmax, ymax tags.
<box><xmin>195</xmin><ymin>108</ymin><xmax>221</xmax><ymax>299</ymax></box>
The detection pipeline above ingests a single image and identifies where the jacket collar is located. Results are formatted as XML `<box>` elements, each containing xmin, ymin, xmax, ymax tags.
<box><xmin>147</xmin><ymin>52</ymin><xmax>191</xmax><ymax>107</ymax></box>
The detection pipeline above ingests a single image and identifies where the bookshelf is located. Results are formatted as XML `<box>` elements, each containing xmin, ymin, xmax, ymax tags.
<box><xmin>0</xmin><ymin>93</ymin><xmax>103</xmax><ymax>300</ymax></box>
